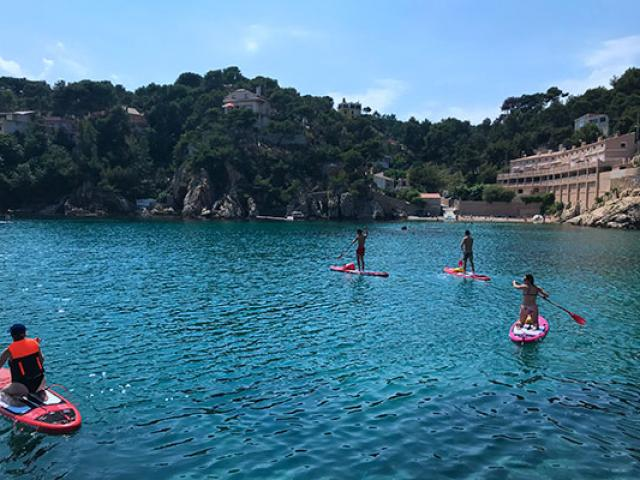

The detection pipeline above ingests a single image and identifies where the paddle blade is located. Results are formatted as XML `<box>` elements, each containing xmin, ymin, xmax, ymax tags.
<box><xmin>570</xmin><ymin>313</ymin><xmax>586</xmax><ymax>325</ymax></box>
<box><xmin>458</xmin><ymin>260</ymin><xmax>463</xmax><ymax>267</ymax></box>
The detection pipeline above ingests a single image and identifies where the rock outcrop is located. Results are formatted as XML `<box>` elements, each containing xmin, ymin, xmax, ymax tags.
<box><xmin>40</xmin><ymin>182</ymin><xmax>134</xmax><ymax>217</ymax></box>
<box><xmin>182</xmin><ymin>169</ymin><xmax>213</xmax><ymax>217</ymax></box>
<box><xmin>283</xmin><ymin>190</ymin><xmax>415</xmax><ymax>219</ymax></box>
<box><xmin>246</xmin><ymin>197</ymin><xmax>259</xmax><ymax>218</ymax></box>
<box><xmin>566</xmin><ymin>188</ymin><xmax>640</xmax><ymax>229</ymax></box>
<box><xmin>211</xmin><ymin>194</ymin><xmax>245</xmax><ymax>219</ymax></box>
<box><xmin>559</xmin><ymin>203</ymin><xmax>580</xmax><ymax>222</ymax></box>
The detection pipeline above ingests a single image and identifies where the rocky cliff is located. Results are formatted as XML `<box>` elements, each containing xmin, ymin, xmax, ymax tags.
<box><xmin>564</xmin><ymin>188</ymin><xmax>640</xmax><ymax>229</ymax></box>
<box><xmin>152</xmin><ymin>167</ymin><xmax>417</xmax><ymax>220</ymax></box>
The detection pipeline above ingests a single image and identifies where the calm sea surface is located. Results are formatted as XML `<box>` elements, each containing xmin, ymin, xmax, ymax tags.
<box><xmin>0</xmin><ymin>219</ymin><xmax>639</xmax><ymax>479</ymax></box>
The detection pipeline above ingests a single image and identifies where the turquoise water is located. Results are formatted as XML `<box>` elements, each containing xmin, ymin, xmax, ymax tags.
<box><xmin>0</xmin><ymin>219</ymin><xmax>639</xmax><ymax>479</ymax></box>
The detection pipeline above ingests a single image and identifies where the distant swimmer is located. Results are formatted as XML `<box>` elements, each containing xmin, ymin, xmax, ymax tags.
<box><xmin>512</xmin><ymin>274</ymin><xmax>549</xmax><ymax>330</ymax></box>
<box><xmin>351</xmin><ymin>227</ymin><xmax>368</xmax><ymax>271</ymax></box>
<box><xmin>0</xmin><ymin>324</ymin><xmax>46</xmax><ymax>401</ymax></box>
<box><xmin>460</xmin><ymin>230</ymin><xmax>475</xmax><ymax>273</ymax></box>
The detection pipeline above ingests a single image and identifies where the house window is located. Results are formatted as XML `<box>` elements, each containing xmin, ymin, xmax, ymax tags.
<box><xmin>517</xmin><ymin>189</ymin><xmax>523</xmax><ymax>194</ymax></box>
<box><xmin>621</xmin><ymin>143</ymin><xmax>626</xmax><ymax>148</ymax></box>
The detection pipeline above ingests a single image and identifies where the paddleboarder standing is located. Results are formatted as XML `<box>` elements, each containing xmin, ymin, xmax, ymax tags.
<box><xmin>0</xmin><ymin>324</ymin><xmax>46</xmax><ymax>401</ymax></box>
<box><xmin>460</xmin><ymin>230</ymin><xmax>475</xmax><ymax>273</ymax></box>
<box><xmin>351</xmin><ymin>228</ymin><xmax>368</xmax><ymax>271</ymax></box>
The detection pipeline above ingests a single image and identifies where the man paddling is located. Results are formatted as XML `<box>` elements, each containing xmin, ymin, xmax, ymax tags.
<box><xmin>350</xmin><ymin>228</ymin><xmax>368</xmax><ymax>271</ymax></box>
<box><xmin>0</xmin><ymin>324</ymin><xmax>46</xmax><ymax>401</ymax></box>
<box><xmin>460</xmin><ymin>230</ymin><xmax>475</xmax><ymax>273</ymax></box>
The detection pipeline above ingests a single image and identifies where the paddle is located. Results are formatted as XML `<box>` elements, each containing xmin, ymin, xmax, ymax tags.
<box><xmin>543</xmin><ymin>297</ymin><xmax>586</xmax><ymax>325</ymax></box>
<box><xmin>336</xmin><ymin>228</ymin><xmax>364</xmax><ymax>259</ymax></box>
<box><xmin>336</xmin><ymin>241</ymin><xmax>353</xmax><ymax>260</ymax></box>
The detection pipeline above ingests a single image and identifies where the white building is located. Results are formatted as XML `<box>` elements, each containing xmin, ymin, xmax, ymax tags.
<box><xmin>0</xmin><ymin>111</ymin><xmax>36</xmax><ymax>134</ymax></box>
<box><xmin>222</xmin><ymin>87</ymin><xmax>271</xmax><ymax>127</ymax></box>
<box><xmin>373</xmin><ymin>172</ymin><xmax>394</xmax><ymax>190</ymax></box>
<box><xmin>497</xmin><ymin>132</ymin><xmax>638</xmax><ymax>209</ymax></box>
<box><xmin>575</xmin><ymin>113</ymin><xmax>609</xmax><ymax>136</ymax></box>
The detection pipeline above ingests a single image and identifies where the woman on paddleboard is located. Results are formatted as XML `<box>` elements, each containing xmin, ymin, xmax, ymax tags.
<box><xmin>512</xmin><ymin>274</ymin><xmax>549</xmax><ymax>329</ymax></box>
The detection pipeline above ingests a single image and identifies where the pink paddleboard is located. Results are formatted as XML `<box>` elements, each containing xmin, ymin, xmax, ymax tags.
<box><xmin>443</xmin><ymin>267</ymin><xmax>491</xmax><ymax>282</ymax></box>
<box><xmin>330</xmin><ymin>265</ymin><xmax>389</xmax><ymax>277</ymax></box>
<box><xmin>509</xmin><ymin>316</ymin><xmax>549</xmax><ymax>343</ymax></box>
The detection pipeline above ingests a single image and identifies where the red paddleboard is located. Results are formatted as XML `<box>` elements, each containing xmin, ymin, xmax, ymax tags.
<box><xmin>330</xmin><ymin>265</ymin><xmax>389</xmax><ymax>277</ymax></box>
<box><xmin>443</xmin><ymin>267</ymin><xmax>491</xmax><ymax>282</ymax></box>
<box><xmin>0</xmin><ymin>368</ymin><xmax>81</xmax><ymax>434</ymax></box>
<box><xmin>509</xmin><ymin>316</ymin><xmax>549</xmax><ymax>343</ymax></box>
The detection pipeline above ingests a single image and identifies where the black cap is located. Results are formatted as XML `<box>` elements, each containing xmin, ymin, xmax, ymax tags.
<box><xmin>8</xmin><ymin>324</ymin><xmax>26</xmax><ymax>335</ymax></box>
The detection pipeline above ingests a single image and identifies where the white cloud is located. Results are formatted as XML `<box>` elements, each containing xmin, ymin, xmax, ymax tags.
<box><xmin>52</xmin><ymin>41</ymin><xmax>88</xmax><ymax>78</ymax></box>
<box><xmin>560</xmin><ymin>35</ymin><xmax>640</xmax><ymax>94</ymax></box>
<box><xmin>244</xmin><ymin>38</ymin><xmax>260</xmax><ymax>53</ymax></box>
<box><xmin>0</xmin><ymin>56</ymin><xmax>25</xmax><ymax>77</ymax></box>
<box><xmin>38</xmin><ymin>57</ymin><xmax>55</xmax><ymax>79</ymax></box>
<box><xmin>242</xmin><ymin>24</ymin><xmax>318</xmax><ymax>54</ymax></box>
<box><xmin>0</xmin><ymin>42</ymin><xmax>89</xmax><ymax>83</ymax></box>
<box><xmin>328</xmin><ymin>79</ymin><xmax>408</xmax><ymax>113</ymax></box>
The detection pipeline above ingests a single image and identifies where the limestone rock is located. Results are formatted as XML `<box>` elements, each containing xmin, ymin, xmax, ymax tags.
<box><xmin>211</xmin><ymin>194</ymin><xmax>244</xmax><ymax>219</ymax></box>
<box><xmin>339</xmin><ymin>192</ymin><xmax>355</xmax><ymax>218</ymax></box>
<box><xmin>247</xmin><ymin>197</ymin><xmax>259</xmax><ymax>218</ymax></box>
<box><xmin>150</xmin><ymin>205</ymin><xmax>176</xmax><ymax>216</ymax></box>
<box><xmin>560</xmin><ymin>203</ymin><xmax>580</xmax><ymax>221</ymax></box>
<box><xmin>371</xmin><ymin>200</ymin><xmax>385</xmax><ymax>220</ymax></box>
<box><xmin>327</xmin><ymin>193</ymin><xmax>340</xmax><ymax>218</ymax></box>
<box><xmin>567</xmin><ymin>188</ymin><xmax>640</xmax><ymax>229</ymax></box>
<box><xmin>182</xmin><ymin>169</ymin><xmax>212</xmax><ymax>217</ymax></box>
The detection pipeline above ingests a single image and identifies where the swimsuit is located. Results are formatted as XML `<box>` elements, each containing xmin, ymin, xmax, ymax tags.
<box><xmin>356</xmin><ymin>246</ymin><xmax>365</xmax><ymax>256</ymax></box>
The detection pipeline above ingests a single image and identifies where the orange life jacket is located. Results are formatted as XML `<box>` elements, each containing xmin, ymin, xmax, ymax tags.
<box><xmin>8</xmin><ymin>338</ymin><xmax>44</xmax><ymax>382</ymax></box>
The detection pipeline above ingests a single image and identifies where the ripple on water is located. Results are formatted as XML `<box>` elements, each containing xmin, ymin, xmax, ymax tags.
<box><xmin>0</xmin><ymin>220</ymin><xmax>639</xmax><ymax>479</ymax></box>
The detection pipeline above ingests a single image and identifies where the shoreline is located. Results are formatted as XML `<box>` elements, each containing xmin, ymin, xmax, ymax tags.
<box><xmin>3</xmin><ymin>212</ymin><xmax>552</xmax><ymax>224</ymax></box>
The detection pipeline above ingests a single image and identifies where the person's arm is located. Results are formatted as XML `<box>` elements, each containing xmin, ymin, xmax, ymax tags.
<box><xmin>512</xmin><ymin>280</ymin><xmax>526</xmax><ymax>289</ymax></box>
<box><xmin>537</xmin><ymin>286</ymin><xmax>549</xmax><ymax>299</ymax></box>
<box><xmin>0</xmin><ymin>348</ymin><xmax>9</xmax><ymax>367</ymax></box>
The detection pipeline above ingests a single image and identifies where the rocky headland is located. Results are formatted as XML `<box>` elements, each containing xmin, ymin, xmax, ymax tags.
<box><xmin>563</xmin><ymin>188</ymin><xmax>640</xmax><ymax>229</ymax></box>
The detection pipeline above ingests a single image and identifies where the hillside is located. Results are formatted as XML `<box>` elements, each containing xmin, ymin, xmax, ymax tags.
<box><xmin>1</xmin><ymin>66</ymin><xmax>639</xmax><ymax>218</ymax></box>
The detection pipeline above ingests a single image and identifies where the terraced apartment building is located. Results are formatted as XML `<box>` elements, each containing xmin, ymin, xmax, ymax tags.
<box><xmin>497</xmin><ymin>132</ymin><xmax>639</xmax><ymax>209</ymax></box>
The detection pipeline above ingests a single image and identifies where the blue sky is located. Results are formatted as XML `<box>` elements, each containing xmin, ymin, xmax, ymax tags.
<box><xmin>1</xmin><ymin>0</ymin><xmax>639</xmax><ymax>123</ymax></box>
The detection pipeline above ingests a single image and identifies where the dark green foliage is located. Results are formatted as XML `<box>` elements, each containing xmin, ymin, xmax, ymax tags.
<box><xmin>482</xmin><ymin>184</ymin><xmax>515</xmax><ymax>203</ymax></box>
<box><xmin>1</xmin><ymin>66</ymin><xmax>639</xmax><ymax>213</ymax></box>
<box><xmin>521</xmin><ymin>192</ymin><xmax>555</xmax><ymax>213</ymax></box>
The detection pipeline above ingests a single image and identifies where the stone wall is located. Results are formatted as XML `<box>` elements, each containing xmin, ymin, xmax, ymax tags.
<box><xmin>608</xmin><ymin>167</ymin><xmax>640</xmax><ymax>191</ymax></box>
<box><xmin>457</xmin><ymin>200</ymin><xmax>540</xmax><ymax>217</ymax></box>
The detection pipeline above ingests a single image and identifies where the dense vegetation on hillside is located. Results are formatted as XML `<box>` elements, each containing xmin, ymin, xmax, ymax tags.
<box><xmin>0</xmin><ymin>66</ymin><xmax>639</xmax><ymax>213</ymax></box>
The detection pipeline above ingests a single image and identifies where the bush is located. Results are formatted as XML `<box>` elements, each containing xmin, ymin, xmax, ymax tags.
<box><xmin>397</xmin><ymin>188</ymin><xmax>420</xmax><ymax>203</ymax></box>
<box><xmin>452</xmin><ymin>183</ymin><xmax>484</xmax><ymax>200</ymax></box>
<box><xmin>547</xmin><ymin>201</ymin><xmax>564</xmax><ymax>215</ymax></box>
<box><xmin>521</xmin><ymin>192</ymin><xmax>555</xmax><ymax>213</ymax></box>
<box><xmin>482</xmin><ymin>184</ymin><xmax>515</xmax><ymax>203</ymax></box>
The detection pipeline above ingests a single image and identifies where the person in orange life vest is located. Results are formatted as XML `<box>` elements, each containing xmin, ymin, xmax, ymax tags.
<box><xmin>0</xmin><ymin>324</ymin><xmax>46</xmax><ymax>399</ymax></box>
